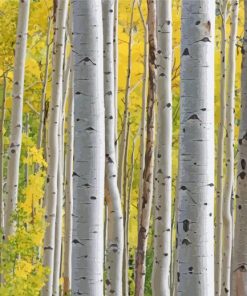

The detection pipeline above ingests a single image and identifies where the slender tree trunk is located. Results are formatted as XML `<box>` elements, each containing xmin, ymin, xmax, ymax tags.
<box><xmin>177</xmin><ymin>1</ymin><xmax>215</xmax><ymax>295</ymax></box>
<box><xmin>5</xmin><ymin>0</ymin><xmax>30</xmax><ymax>237</ymax></box>
<box><xmin>135</xmin><ymin>1</ymin><xmax>157</xmax><ymax>295</ymax></box>
<box><xmin>117</xmin><ymin>0</ymin><xmax>136</xmax><ymax>197</ymax></box>
<box><xmin>232</xmin><ymin>3</ymin><xmax>247</xmax><ymax>294</ymax></box>
<box><xmin>215</xmin><ymin>2</ymin><xmax>227</xmax><ymax>294</ymax></box>
<box><xmin>63</xmin><ymin>66</ymin><xmax>74</xmax><ymax>296</ymax></box>
<box><xmin>0</xmin><ymin>74</ymin><xmax>6</xmax><ymax>234</ymax></box>
<box><xmin>53</xmin><ymin>53</ymin><xmax>71</xmax><ymax>296</ymax></box>
<box><xmin>114</xmin><ymin>0</ymin><xmax>119</xmax><ymax>162</ymax></box>
<box><xmin>103</xmin><ymin>1</ymin><xmax>123</xmax><ymax>295</ymax></box>
<box><xmin>123</xmin><ymin>121</ymin><xmax>130</xmax><ymax>296</ymax></box>
<box><xmin>72</xmin><ymin>1</ymin><xmax>105</xmax><ymax>295</ymax></box>
<box><xmin>152</xmin><ymin>1</ymin><xmax>172</xmax><ymax>295</ymax></box>
<box><xmin>222</xmin><ymin>1</ymin><xmax>238</xmax><ymax>294</ymax></box>
<box><xmin>37</xmin><ymin>17</ymin><xmax>52</xmax><ymax>158</ymax></box>
<box><xmin>137</xmin><ymin>0</ymin><xmax>148</xmax><ymax>229</ymax></box>
<box><xmin>42</xmin><ymin>1</ymin><xmax>68</xmax><ymax>295</ymax></box>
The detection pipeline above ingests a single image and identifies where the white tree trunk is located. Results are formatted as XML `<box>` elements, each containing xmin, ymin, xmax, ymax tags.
<box><xmin>102</xmin><ymin>1</ymin><xmax>123</xmax><ymax>295</ymax></box>
<box><xmin>222</xmin><ymin>1</ymin><xmax>238</xmax><ymax>295</ymax></box>
<box><xmin>135</xmin><ymin>1</ymin><xmax>157</xmax><ymax>294</ymax></box>
<box><xmin>177</xmin><ymin>1</ymin><xmax>215</xmax><ymax>295</ymax></box>
<box><xmin>72</xmin><ymin>1</ymin><xmax>105</xmax><ymax>295</ymax></box>
<box><xmin>232</xmin><ymin>3</ymin><xmax>247</xmax><ymax>295</ymax></box>
<box><xmin>152</xmin><ymin>0</ymin><xmax>172</xmax><ymax>295</ymax></box>
<box><xmin>63</xmin><ymin>65</ymin><xmax>74</xmax><ymax>295</ymax></box>
<box><xmin>215</xmin><ymin>2</ymin><xmax>227</xmax><ymax>295</ymax></box>
<box><xmin>42</xmin><ymin>1</ymin><xmax>68</xmax><ymax>295</ymax></box>
<box><xmin>53</xmin><ymin>53</ymin><xmax>71</xmax><ymax>296</ymax></box>
<box><xmin>5</xmin><ymin>0</ymin><xmax>30</xmax><ymax>237</ymax></box>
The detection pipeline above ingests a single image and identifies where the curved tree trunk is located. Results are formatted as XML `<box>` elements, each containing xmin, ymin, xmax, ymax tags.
<box><xmin>5</xmin><ymin>0</ymin><xmax>30</xmax><ymax>237</ymax></box>
<box><xmin>215</xmin><ymin>1</ymin><xmax>227</xmax><ymax>294</ymax></box>
<box><xmin>152</xmin><ymin>0</ymin><xmax>172</xmax><ymax>295</ymax></box>
<box><xmin>72</xmin><ymin>1</ymin><xmax>105</xmax><ymax>295</ymax></box>
<box><xmin>42</xmin><ymin>1</ymin><xmax>68</xmax><ymax>295</ymax></box>
<box><xmin>135</xmin><ymin>1</ymin><xmax>157</xmax><ymax>295</ymax></box>
<box><xmin>102</xmin><ymin>1</ymin><xmax>123</xmax><ymax>295</ymax></box>
<box><xmin>222</xmin><ymin>1</ymin><xmax>239</xmax><ymax>294</ymax></box>
<box><xmin>177</xmin><ymin>1</ymin><xmax>215</xmax><ymax>295</ymax></box>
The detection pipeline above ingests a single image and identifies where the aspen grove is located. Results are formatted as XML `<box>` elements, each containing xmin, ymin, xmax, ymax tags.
<box><xmin>1</xmin><ymin>0</ymin><xmax>247</xmax><ymax>295</ymax></box>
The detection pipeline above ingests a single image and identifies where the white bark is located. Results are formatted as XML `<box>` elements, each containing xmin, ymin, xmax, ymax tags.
<box><xmin>222</xmin><ymin>1</ymin><xmax>238</xmax><ymax>295</ymax></box>
<box><xmin>42</xmin><ymin>1</ymin><xmax>68</xmax><ymax>295</ymax></box>
<box><xmin>63</xmin><ymin>65</ymin><xmax>74</xmax><ymax>295</ymax></box>
<box><xmin>215</xmin><ymin>2</ymin><xmax>228</xmax><ymax>294</ymax></box>
<box><xmin>114</xmin><ymin>0</ymin><xmax>118</xmax><ymax>162</ymax></box>
<box><xmin>102</xmin><ymin>1</ymin><xmax>123</xmax><ymax>295</ymax></box>
<box><xmin>177</xmin><ymin>1</ymin><xmax>215</xmax><ymax>295</ymax></box>
<box><xmin>5</xmin><ymin>0</ymin><xmax>30</xmax><ymax>237</ymax></box>
<box><xmin>232</xmin><ymin>3</ymin><xmax>247</xmax><ymax>294</ymax></box>
<box><xmin>152</xmin><ymin>0</ymin><xmax>172</xmax><ymax>295</ymax></box>
<box><xmin>72</xmin><ymin>1</ymin><xmax>105</xmax><ymax>295</ymax></box>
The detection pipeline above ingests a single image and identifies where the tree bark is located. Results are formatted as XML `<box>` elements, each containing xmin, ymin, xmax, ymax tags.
<box><xmin>152</xmin><ymin>0</ymin><xmax>172</xmax><ymax>295</ymax></box>
<box><xmin>117</xmin><ymin>0</ymin><xmax>136</xmax><ymax>198</ymax></box>
<box><xmin>135</xmin><ymin>1</ymin><xmax>157</xmax><ymax>295</ymax></box>
<box><xmin>72</xmin><ymin>1</ymin><xmax>105</xmax><ymax>295</ymax></box>
<box><xmin>63</xmin><ymin>65</ymin><xmax>74</xmax><ymax>296</ymax></box>
<box><xmin>177</xmin><ymin>1</ymin><xmax>215</xmax><ymax>295</ymax></box>
<box><xmin>222</xmin><ymin>1</ymin><xmax>239</xmax><ymax>295</ymax></box>
<box><xmin>5</xmin><ymin>0</ymin><xmax>30</xmax><ymax>237</ymax></box>
<box><xmin>42</xmin><ymin>1</ymin><xmax>68</xmax><ymax>295</ymax></box>
<box><xmin>102</xmin><ymin>1</ymin><xmax>123</xmax><ymax>295</ymax></box>
<box><xmin>215</xmin><ymin>1</ymin><xmax>228</xmax><ymax>294</ymax></box>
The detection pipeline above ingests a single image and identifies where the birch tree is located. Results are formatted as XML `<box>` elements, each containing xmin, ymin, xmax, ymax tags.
<box><xmin>232</xmin><ymin>4</ymin><xmax>247</xmax><ymax>294</ymax></box>
<box><xmin>135</xmin><ymin>1</ymin><xmax>157</xmax><ymax>294</ymax></box>
<box><xmin>222</xmin><ymin>1</ymin><xmax>238</xmax><ymax>294</ymax></box>
<box><xmin>177</xmin><ymin>1</ymin><xmax>215</xmax><ymax>295</ymax></box>
<box><xmin>63</xmin><ymin>65</ymin><xmax>74</xmax><ymax>295</ymax></box>
<box><xmin>152</xmin><ymin>0</ymin><xmax>172</xmax><ymax>295</ymax></box>
<box><xmin>215</xmin><ymin>1</ymin><xmax>228</xmax><ymax>294</ymax></box>
<box><xmin>72</xmin><ymin>1</ymin><xmax>105</xmax><ymax>295</ymax></box>
<box><xmin>5</xmin><ymin>0</ymin><xmax>30</xmax><ymax>237</ymax></box>
<box><xmin>42</xmin><ymin>1</ymin><xmax>68</xmax><ymax>295</ymax></box>
<box><xmin>102</xmin><ymin>1</ymin><xmax>123</xmax><ymax>295</ymax></box>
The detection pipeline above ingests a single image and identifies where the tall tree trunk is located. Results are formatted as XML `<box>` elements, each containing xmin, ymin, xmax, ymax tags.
<box><xmin>63</xmin><ymin>66</ymin><xmax>74</xmax><ymax>296</ymax></box>
<box><xmin>117</xmin><ymin>0</ymin><xmax>136</xmax><ymax>197</ymax></box>
<box><xmin>177</xmin><ymin>1</ymin><xmax>215</xmax><ymax>295</ymax></box>
<box><xmin>152</xmin><ymin>0</ymin><xmax>172</xmax><ymax>295</ymax></box>
<box><xmin>137</xmin><ymin>0</ymin><xmax>148</xmax><ymax>229</ymax></box>
<box><xmin>53</xmin><ymin>53</ymin><xmax>71</xmax><ymax>296</ymax></box>
<box><xmin>135</xmin><ymin>1</ymin><xmax>157</xmax><ymax>295</ymax></box>
<box><xmin>123</xmin><ymin>121</ymin><xmax>130</xmax><ymax>296</ymax></box>
<box><xmin>215</xmin><ymin>1</ymin><xmax>227</xmax><ymax>294</ymax></box>
<box><xmin>103</xmin><ymin>1</ymin><xmax>123</xmax><ymax>295</ymax></box>
<box><xmin>5</xmin><ymin>0</ymin><xmax>30</xmax><ymax>237</ymax></box>
<box><xmin>232</xmin><ymin>3</ymin><xmax>247</xmax><ymax>294</ymax></box>
<box><xmin>114</xmin><ymin>0</ymin><xmax>119</xmax><ymax>162</ymax></box>
<box><xmin>72</xmin><ymin>1</ymin><xmax>105</xmax><ymax>295</ymax></box>
<box><xmin>222</xmin><ymin>1</ymin><xmax>239</xmax><ymax>294</ymax></box>
<box><xmin>42</xmin><ymin>1</ymin><xmax>68</xmax><ymax>295</ymax></box>
<box><xmin>0</xmin><ymin>74</ymin><xmax>6</xmax><ymax>234</ymax></box>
